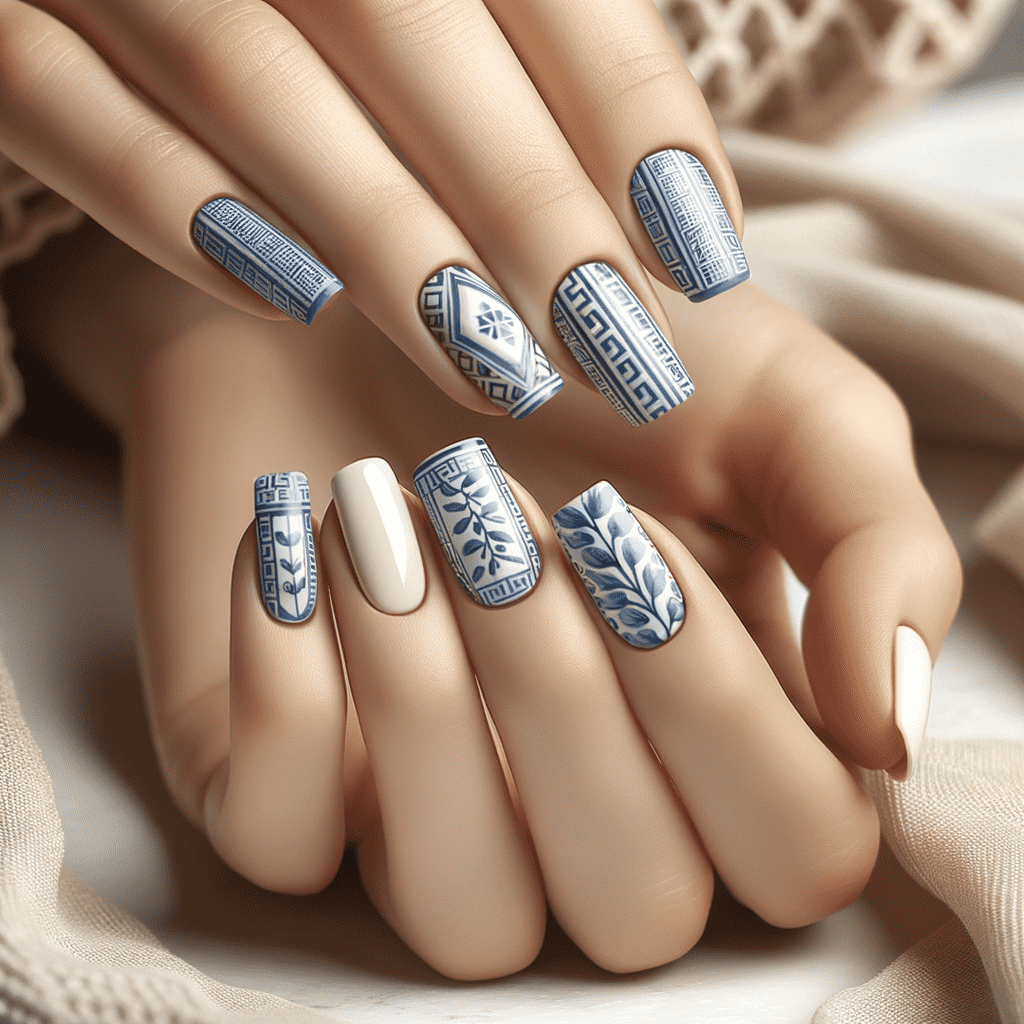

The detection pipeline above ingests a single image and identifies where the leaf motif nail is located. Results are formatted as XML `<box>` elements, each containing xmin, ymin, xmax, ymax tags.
<box><xmin>414</xmin><ymin>438</ymin><xmax>540</xmax><ymax>607</ymax></box>
<box><xmin>552</xmin><ymin>481</ymin><xmax>684</xmax><ymax>648</ymax></box>
<box><xmin>254</xmin><ymin>472</ymin><xmax>317</xmax><ymax>623</ymax></box>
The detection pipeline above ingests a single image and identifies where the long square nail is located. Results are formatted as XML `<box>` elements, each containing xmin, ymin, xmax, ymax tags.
<box><xmin>553</xmin><ymin>482</ymin><xmax>684</xmax><ymax>648</ymax></box>
<box><xmin>631</xmin><ymin>150</ymin><xmax>749</xmax><ymax>301</ymax></box>
<box><xmin>552</xmin><ymin>262</ymin><xmax>694</xmax><ymax>426</ymax></box>
<box><xmin>414</xmin><ymin>437</ymin><xmax>540</xmax><ymax>606</ymax></box>
<box><xmin>193</xmin><ymin>198</ymin><xmax>342</xmax><ymax>325</ymax></box>
<box><xmin>255</xmin><ymin>472</ymin><xmax>317</xmax><ymax>622</ymax></box>
<box><xmin>420</xmin><ymin>266</ymin><xmax>563</xmax><ymax>419</ymax></box>
<box><xmin>331</xmin><ymin>458</ymin><xmax>425</xmax><ymax>615</ymax></box>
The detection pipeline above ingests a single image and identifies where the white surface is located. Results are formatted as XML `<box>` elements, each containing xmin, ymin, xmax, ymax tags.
<box><xmin>2</xmin><ymin>66</ymin><xmax>1024</xmax><ymax>1024</ymax></box>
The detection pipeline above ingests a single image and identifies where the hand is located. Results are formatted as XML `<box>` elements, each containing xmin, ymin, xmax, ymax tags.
<box><xmin>86</xmin><ymin>247</ymin><xmax>957</xmax><ymax>978</ymax></box>
<box><xmin>0</xmin><ymin>0</ymin><xmax>747</xmax><ymax>426</ymax></box>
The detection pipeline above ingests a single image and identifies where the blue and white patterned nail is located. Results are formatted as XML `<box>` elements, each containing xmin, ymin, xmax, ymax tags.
<box><xmin>254</xmin><ymin>472</ymin><xmax>317</xmax><ymax>623</ymax></box>
<box><xmin>553</xmin><ymin>482</ymin><xmax>684</xmax><ymax>649</ymax></box>
<box><xmin>630</xmin><ymin>150</ymin><xmax>749</xmax><ymax>301</ymax></box>
<box><xmin>552</xmin><ymin>262</ymin><xmax>694</xmax><ymax>426</ymax></box>
<box><xmin>193</xmin><ymin>198</ymin><xmax>342</xmax><ymax>325</ymax></box>
<box><xmin>414</xmin><ymin>438</ymin><xmax>540</xmax><ymax>607</ymax></box>
<box><xmin>420</xmin><ymin>267</ymin><xmax>563</xmax><ymax>419</ymax></box>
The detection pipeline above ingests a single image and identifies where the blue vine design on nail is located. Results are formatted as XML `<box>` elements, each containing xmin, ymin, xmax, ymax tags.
<box><xmin>554</xmin><ymin>483</ymin><xmax>684</xmax><ymax>648</ymax></box>
<box><xmin>275</xmin><ymin>527</ymin><xmax>307</xmax><ymax>619</ymax></box>
<box><xmin>438</xmin><ymin>467</ymin><xmax>525</xmax><ymax>586</ymax></box>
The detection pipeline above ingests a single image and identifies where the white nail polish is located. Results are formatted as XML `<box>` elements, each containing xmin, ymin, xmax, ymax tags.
<box><xmin>889</xmin><ymin>625</ymin><xmax>932</xmax><ymax>781</ymax></box>
<box><xmin>331</xmin><ymin>459</ymin><xmax>425</xmax><ymax>615</ymax></box>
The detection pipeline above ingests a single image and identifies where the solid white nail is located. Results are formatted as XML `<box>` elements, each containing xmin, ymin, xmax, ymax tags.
<box><xmin>331</xmin><ymin>458</ymin><xmax>425</xmax><ymax>615</ymax></box>
<box><xmin>889</xmin><ymin>625</ymin><xmax>933</xmax><ymax>782</ymax></box>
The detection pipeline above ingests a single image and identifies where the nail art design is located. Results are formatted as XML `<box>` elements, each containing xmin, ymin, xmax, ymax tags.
<box><xmin>890</xmin><ymin>625</ymin><xmax>932</xmax><ymax>781</ymax></box>
<box><xmin>420</xmin><ymin>267</ymin><xmax>563</xmax><ymax>419</ymax></box>
<box><xmin>552</xmin><ymin>262</ymin><xmax>694</xmax><ymax>426</ymax></box>
<box><xmin>631</xmin><ymin>150</ymin><xmax>749</xmax><ymax>302</ymax></box>
<box><xmin>193</xmin><ymin>198</ymin><xmax>342</xmax><ymax>325</ymax></box>
<box><xmin>553</xmin><ymin>482</ymin><xmax>684</xmax><ymax>648</ymax></box>
<box><xmin>254</xmin><ymin>472</ymin><xmax>317</xmax><ymax>623</ymax></box>
<box><xmin>331</xmin><ymin>458</ymin><xmax>425</xmax><ymax>615</ymax></box>
<box><xmin>414</xmin><ymin>438</ymin><xmax>539</xmax><ymax>607</ymax></box>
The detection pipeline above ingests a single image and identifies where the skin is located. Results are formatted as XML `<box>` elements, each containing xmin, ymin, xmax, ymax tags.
<box><xmin>7</xmin><ymin>219</ymin><xmax>962</xmax><ymax>980</ymax></box>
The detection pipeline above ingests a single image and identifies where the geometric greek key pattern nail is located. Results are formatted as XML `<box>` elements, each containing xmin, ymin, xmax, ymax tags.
<box><xmin>414</xmin><ymin>437</ymin><xmax>540</xmax><ymax>607</ymax></box>
<box><xmin>420</xmin><ymin>266</ymin><xmax>564</xmax><ymax>419</ymax></box>
<box><xmin>552</xmin><ymin>262</ymin><xmax>694</xmax><ymax>427</ymax></box>
<box><xmin>254</xmin><ymin>472</ymin><xmax>317</xmax><ymax>623</ymax></box>
<box><xmin>553</xmin><ymin>481</ymin><xmax>684</xmax><ymax>648</ymax></box>
<box><xmin>631</xmin><ymin>150</ymin><xmax>749</xmax><ymax>302</ymax></box>
<box><xmin>193</xmin><ymin>198</ymin><xmax>343</xmax><ymax>325</ymax></box>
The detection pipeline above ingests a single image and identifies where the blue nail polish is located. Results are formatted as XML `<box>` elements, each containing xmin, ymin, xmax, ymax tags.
<box><xmin>414</xmin><ymin>437</ymin><xmax>540</xmax><ymax>606</ymax></box>
<box><xmin>553</xmin><ymin>482</ymin><xmax>684</xmax><ymax>648</ymax></box>
<box><xmin>193</xmin><ymin>198</ymin><xmax>342</xmax><ymax>325</ymax></box>
<box><xmin>631</xmin><ymin>150</ymin><xmax>749</xmax><ymax>301</ymax></box>
<box><xmin>254</xmin><ymin>472</ymin><xmax>317</xmax><ymax>623</ymax></box>
<box><xmin>420</xmin><ymin>267</ymin><xmax>563</xmax><ymax>419</ymax></box>
<box><xmin>552</xmin><ymin>262</ymin><xmax>694</xmax><ymax>426</ymax></box>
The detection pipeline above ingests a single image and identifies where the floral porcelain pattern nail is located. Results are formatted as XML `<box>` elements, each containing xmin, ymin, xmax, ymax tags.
<box><xmin>414</xmin><ymin>437</ymin><xmax>540</xmax><ymax>607</ymax></box>
<box><xmin>420</xmin><ymin>266</ymin><xmax>563</xmax><ymax>419</ymax></box>
<box><xmin>553</xmin><ymin>482</ymin><xmax>684</xmax><ymax>648</ymax></box>
<box><xmin>254</xmin><ymin>472</ymin><xmax>317</xmax><ymax>623</ymax></box>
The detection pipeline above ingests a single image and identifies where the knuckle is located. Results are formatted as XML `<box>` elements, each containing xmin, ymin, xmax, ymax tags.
<box><xmin>490</xmin><ymin>160</ymin><xmax>592</xmax><ymax>229</ymax></box>
<box><xmin>0</xmin><ymin>5</ymin><xmax>76</xmax><ymax>124</ymax></box>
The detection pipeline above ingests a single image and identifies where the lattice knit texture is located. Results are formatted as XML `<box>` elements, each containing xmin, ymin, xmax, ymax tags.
<box><xmin>655</xmin><ymin>0</ymin><xmax>1013</xmax><ymax>140</ymax></box>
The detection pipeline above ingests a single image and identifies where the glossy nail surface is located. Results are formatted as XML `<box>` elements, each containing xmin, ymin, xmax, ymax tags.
<box><xmin>553</xmin><ymin>482</ymin><xmax>684</xmax><ymax>648</ymax></box>
<box><xmin>890</xmin><ymin>625</ymin><xmax>932</xmax><ymax>781</ymax></box>
<box><xmin>254</xmin><ymin>472</ymin><xmax>317</xmax><ymax>623</ymax></box>
<box><xmin>414</xmin><ymin>438</ymin><xmax>539</xmax><ymax>607</ymax></box>
<box><xmin>631</xmin><ymin>150</ymin><xmax>749</xmax><ymax>302</ymax></box>
<box><xmin>331</xmin><ymin>458</ymin><xmax>425</xmax><ymax>615</ymax></box>
<box><xmin>420</xmin><ymin>266</ymin><xmax>563</xmax><ymax>419</ymax></box>
<box><xmin>552</xmin><ymin>262</ymin><xmax>693</xmax><ymax>426</ymax></box>
<box><xmin>193</xmin><ymin>198</ymin><xmax>342</xmax><ymax>325</ymax></box>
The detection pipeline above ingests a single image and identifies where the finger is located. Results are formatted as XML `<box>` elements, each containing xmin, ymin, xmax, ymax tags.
<box><xmin>487</xmin><ymin>0</ymin><xmax>750</xmax><ymax>301</ymax></box>
<box><xmin>725</xmin><ymin>309</ymin><xmax>963</xmax><ymax>778</ymax></box>
<box><xmin>204</xmin><ymin>493</ymin><xmax>347</xmax><ymax>894</ymax></box>
<box><xmin>14</xmin><ymin>0</ymin><xmax>531</xmax><ymax>417</ymax></box>
<box><xmin>320</xmin><ymin>460</ymin><xmax>545</xmax><ymax>981</ymax></box>
<box><xmin>412</xmin><ymin>438</ymin><xmax>713</xmax><ymax>972</ymax></box>
<box><xmin>552</xmin><ymin>482</ymin><xmax>880</xmax><ymax>929</ymax></box>
<box><xmin>277</xmin><ymin>0</ymin><xmax>697</xmax><ymax>427</ymax></box>
<box><xmin>0</xmin><ymin>0</ymin><xmax>341</xmax><ymax>324</ymax></box>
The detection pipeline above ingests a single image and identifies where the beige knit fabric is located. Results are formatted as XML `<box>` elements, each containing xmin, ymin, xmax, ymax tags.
<box><xmin>655</xmin><ymin>0</ymin><xmax>1013</xmax><ymax>140</ymax></box>
<box><xmin>0</xmin><ymin>653</ymin><xmax>335</xmax><ymax>1024</ymax></box>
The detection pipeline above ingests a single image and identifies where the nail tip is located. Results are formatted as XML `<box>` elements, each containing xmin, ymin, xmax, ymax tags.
<box><xmin>892</xmin><ymin>625</ymin><xmax>932</xmax><ymax>784</ymax></box>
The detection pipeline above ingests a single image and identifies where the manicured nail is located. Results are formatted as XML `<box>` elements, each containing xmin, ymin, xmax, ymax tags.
<box><xmin>193</xmin><ymin>198</ymin><xmax>342</xmax><ymax>325</ymax></box>
<box><xmin>420</xmin><ymin>266</ymin><xmax>563</xmax><ymax>419</ymax></box>
<box><xmin>331</xmin><ymin>458</ymin><xmax>425</xmax><ymax>615</ymax></box>
<box><xmin>414</xmin><ymin>437</ymin><xmax>540</xmax><ymax>606</ymax></box>
<box><xmin>889</xmin><ymin>625</ymin><xmax>932</xmax><ymax>781</ymax></box>
<box><xmin>552</xmin><ymin>262</ymin><xmax>693</xmax><ymax>426</ymax></box>
<box><xmin>553</xmin><ymin>482</ymin><xmax>684</xmax><ymax>648</ymax></box>
<box><xmin>630</xmin><ymin>150</ymin><xmax>749</xmax><ymax>301</ymax></box>
<box><xmin>254</xmin><ymin>472</ymin><xmax>317</xmax><ymax>623</ymax></box>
